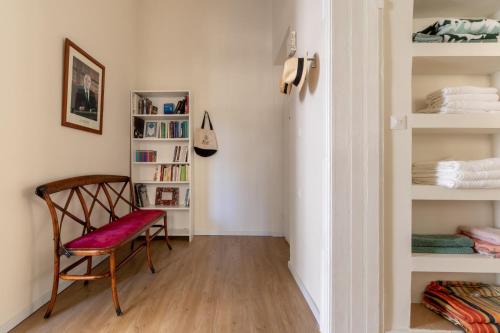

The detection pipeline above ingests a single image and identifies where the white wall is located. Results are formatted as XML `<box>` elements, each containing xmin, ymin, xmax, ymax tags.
<box><xmin>135</xmin><ymin>0</ymin><xmax>284</xmax><ymax>236</ymax></box>
<box><xmin>0</xmin><ymin>0</ymin><xmax>137</xmax><ymax>330</ymax></box>
<box><xmin>272</xmin><ymin>0</ymin><xmax>327</xmax><ymax>321</ymax></box>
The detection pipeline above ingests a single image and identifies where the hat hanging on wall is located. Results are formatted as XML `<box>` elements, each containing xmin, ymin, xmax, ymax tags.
<box><xmin>279</xmin><ymin>57</ymin><xmax>308</xmax><ymax>95</ymax></box>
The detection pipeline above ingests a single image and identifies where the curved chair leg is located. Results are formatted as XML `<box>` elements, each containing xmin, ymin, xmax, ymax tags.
<box><xmin>84</xmin><ymin>256</ymin><xmax>92</xmax><ymax>286</ymax></box>
<box><xmin>163</xmin><ymin>216</ymin><xmax>172</xmax><ymax>250</ymax></box>
<box><xmin>145</xmin><ymin>228</ymin><xmax>155</xmax><ymax>274</ymax></box>
<box><xmin>44</xmin><ymin>255</ymin><xmax>60</xmax><ymax>319</ymax></box>
<box><xmin>109</xmin><ymin>252</ymin><xmax>122</xmax><ymax>316</ymax></box>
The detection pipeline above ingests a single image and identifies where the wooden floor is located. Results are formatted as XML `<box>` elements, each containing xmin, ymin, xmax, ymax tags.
<box><xmin>12</xmin><ymin>236</ymin><xmax>319</xmax><ymax>333</ymax></box>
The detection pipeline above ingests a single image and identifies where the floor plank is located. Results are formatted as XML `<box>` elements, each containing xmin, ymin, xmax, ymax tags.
<box><xmin>11</xmin><ymin>236</ymin><xmax>319</xmax><ymax>333</ymax></box>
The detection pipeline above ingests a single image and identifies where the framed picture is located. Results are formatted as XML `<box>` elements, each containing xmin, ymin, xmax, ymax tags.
<box><xmin>155</xmin><ymin>187</ymin><xmax>179</xmax><ymax>206</ymax></box>
<box><xmin>61</xmin><ymin>38</ymin><xmax>105</xmax><ymax>134</ymax></box>
<box><xmin>144</xmin><ymin>121</ymin><xmax>158</xmax><ymax>138</ymax></box>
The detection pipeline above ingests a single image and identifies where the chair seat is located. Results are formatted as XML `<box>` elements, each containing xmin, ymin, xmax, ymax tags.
<box><xmin>65</xmin><ymin>210</ymin><xmax>165</xmax><ymax>251</ymax></box>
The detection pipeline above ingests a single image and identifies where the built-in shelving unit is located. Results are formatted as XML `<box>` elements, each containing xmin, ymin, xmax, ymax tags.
<box><xmin>386</xmin><ymin>1</ymin><xmax>500</xmax><ymax>332</ymax></box>
<box><xmin>130</xmin><ymin>90</ymin><xmax>193</xmax><ymax>240</ymax></box>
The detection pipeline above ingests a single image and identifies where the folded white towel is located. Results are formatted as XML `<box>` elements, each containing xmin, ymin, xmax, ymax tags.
<box><xmin>440</xmin><ymin>101</ymin><xmax>500</xmax><ymax>111</ymax></box>
<box><xmin>436</xmin><ymin>169</ymin><xmax>500</xmax><ymax>181</ymax></box>
<box><xmin>415</xmin><ymin>107</ymin><xmax>500</xmax><ymax>114</ymax></box>
<box><xmin>427</xmin><ymin>94</ymin><xmax>499</xmax><ymax>108</ymax></box>
<box><xmin>427</xmin><ymin>86</ymin><xmax>498</xmax><ymax>100</ymax></box>
<box><xmin>414</xmin><ymin>158</ymin><xmax>500</xmax><ymax>172</ymax></box>
<box><xmin>436</xmin><ymin>178</ymin><xmax>500</xmax><ymax>189</ymax></box>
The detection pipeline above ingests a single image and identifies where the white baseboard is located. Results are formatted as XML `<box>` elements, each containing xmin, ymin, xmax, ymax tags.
<box><xmin>0</xmin><ymin>256</ymin><xmax>106</xmax><ymax>333</ymax></box>
<box><xmin>288</xmin><ymin>261</ymin><xmax>320</xmax><ymax>326</ymax></box>
<box><xmin>195</xmin><ymin>229</ymin><xmax>283</xmax><ymax>237</ymax></box>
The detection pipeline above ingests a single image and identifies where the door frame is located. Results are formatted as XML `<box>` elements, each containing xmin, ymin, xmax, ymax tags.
<box><xmin>322</xmin><ymin>0</ymin><xmax>383</xmax><ymax>332</ymax></box>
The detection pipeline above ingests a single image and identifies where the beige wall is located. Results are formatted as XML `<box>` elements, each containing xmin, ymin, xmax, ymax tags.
<box><xmin>0</xmin><ymin>0</ymin><xmax>137</xmax><ymax>330</ymax></box>
<box><xmin>272</xmin><ymin>0</ymin><xmax>327</xmax><ymax>320</ymax></box>
<box><xmin>135</xmin><ymin>0</ymin><xmax>284</xmax><ymax>236</ymax></box>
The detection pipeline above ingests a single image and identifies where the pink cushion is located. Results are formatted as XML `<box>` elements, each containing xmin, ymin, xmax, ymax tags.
<box><xmin>65</xmin><ymin>210</ymin><xmax>165</xmax><ymax>250</ymax></box>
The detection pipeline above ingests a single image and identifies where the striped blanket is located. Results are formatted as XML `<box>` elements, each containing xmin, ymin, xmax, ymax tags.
<box><xmin>422</xmin><ymin>281</ymin><xmax>500</xmax><ymax>333</ymax></box>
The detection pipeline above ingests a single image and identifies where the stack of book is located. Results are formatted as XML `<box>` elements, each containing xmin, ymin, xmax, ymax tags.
<box><xmin>134</xmin><ymin>183</ymin><xmax>149</xmax><ymax>207</ymax></box>
<box><xmin>136</xmin><ymin>97</ymin><xmax>158</xmax><ymax>114</ymax></box>
<box><xmin>173</xmin><ymin>145</ymin><xmax>189</xmax><ymax>162</ymax></box>
<box><xmin>136</xmin><ymin>150</ymin><xmax>157</xmax><ymax>162</ymax></box>
<box><xmin>155</xmin><ymin>164</ymin><xmax>189</xmax><ymax>182</ymax></box>
<box><xmin>173</xmin><ymin>96</ymin><xmax>189</xmax><ymax>114</ymax></box>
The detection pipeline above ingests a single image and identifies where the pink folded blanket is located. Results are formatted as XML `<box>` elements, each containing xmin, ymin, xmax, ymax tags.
<box><xmin>459</xmin><ymin>226</ymin><xmax>500</xmax><ymax>245</ymax></box>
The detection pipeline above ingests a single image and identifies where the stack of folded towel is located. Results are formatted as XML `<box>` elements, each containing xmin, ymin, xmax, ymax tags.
<box><xmin>413</xmin><ymin>158</ymin><xmax>500</xmax><ymax>189</ymax></box>
<box><xmin>412</xmin><ymin>234</ymin><xmax>474</xmax><ymax>254</ymax></box>
<box><xmin>416</xmin><ymin>86</ymin><xmax>500</xmax><ymax>114</ymax></box>
<box><xmin>459</xmin><ymin>226</ymin><xmax>500</xmax><ymax>258</ymax></box>
<box><xmin>413</xmin><ymin>18</ymin><xmax>500</xmax><ymax>43</ymax></box>
<box><xmin>423</xmin><ymin>281</ymin><xmax>500</xmax><ymax>333</ymax></box>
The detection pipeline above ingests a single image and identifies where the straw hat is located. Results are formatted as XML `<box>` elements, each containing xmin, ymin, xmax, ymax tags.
<box><xmin>279</xmin><ymin>57</ymin><xmax>308</xmax><ymax>95</ymax></box>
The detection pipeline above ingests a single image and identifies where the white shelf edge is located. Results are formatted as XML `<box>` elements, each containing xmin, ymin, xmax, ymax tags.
<box><xmin>413</xmin><ymin>43</ymin><xmax>500</xmax><ymax>58</ymax></box>
<box><xmin>411</xmin><ymin>253</ymin><xmax>500</xmax><ymax>273</ymax></box>
<box><xmin>412</xmin><ymin>185</ymin><xmax>500</xmax><ymax>201</ymax></box>
<box><xmin>134</xmin><ymin>181</ymin><xmax>190</xmax><ymax>184</ymax></box>
<box><xmin>140</xmin><ymin>206</ymin><xmax>190</xmax><ymax>211</ymax></box>
<box><xmin>133</xmin><ymin>138</ymin><xmax>189</xmax><ymax>142</ymax></box>
<box><xmin>132</xmin><ymin>162</ymin><xmax>190</xmax><ymax>165</ymax></box>
<box><xmin>409</xmin><ymin>114</ymin><xmax>500</xmax><ymax>133</ymax></box>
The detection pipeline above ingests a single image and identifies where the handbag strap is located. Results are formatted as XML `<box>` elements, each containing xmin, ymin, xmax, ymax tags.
<box><xmin>201</xmin><ymin>111</ymin><xmax>214</xmax><ymax>130</ymax></box>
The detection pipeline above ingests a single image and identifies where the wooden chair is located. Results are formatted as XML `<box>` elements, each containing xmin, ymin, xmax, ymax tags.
<box><xmin>36</xmin><ymin>175</ymin><xmax>172</xmax><ymax>317</ymax></box>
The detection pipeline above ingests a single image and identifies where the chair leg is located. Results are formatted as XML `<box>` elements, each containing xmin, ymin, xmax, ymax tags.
<box><xmin>109</xmin><ymin>252</ymin><xmax>122</xmax><ymax>316</ymax></box>
<box><xmin>44</xmin><ymin>255</ymin><xmax>60</xmax><ymax>319</ymax></box>
<box><xmin>84</xmin><ymin>256</ymin><xmax>92</xmax><ymax>286</ymax></box>
<box><xmin>145</xmin><ymin>228</ymin><xmax>155</xmax><ymax>274</ymax></box>
<box><xmin>163</xmin><ymin>215</ymin><xmax>172</xmax><ymax>250</ymax></box>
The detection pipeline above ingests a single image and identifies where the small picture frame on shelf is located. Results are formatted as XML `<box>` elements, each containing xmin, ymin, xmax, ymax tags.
<box><xmin>144</xmin><ymin>121</ymin><xmax>158</xmax><ymax>138</ymax></box>
<box><xmin>155</xmin><ymin>187</ymin><xmax>179</xmax><ymax>206</ymax></box>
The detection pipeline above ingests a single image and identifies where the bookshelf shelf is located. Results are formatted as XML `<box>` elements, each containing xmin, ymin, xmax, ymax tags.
<box><xmin>132</xmin><ymin>162</ymin><xmax>190</xmax><ymax>165</ymax></box>
<box><xmin>141</xmin><ymin>205</ymin><xmax>190</xmax><ymax>211</ymax></box>
<box><xmin>133</xmin><ymin>138</ymin><xmax>189</xmax><ymax>142</ymax></box>
<box><xmin>131</xmin><ymin>90</ymin><xmax>193</xmax><ymax>241</ymax></box>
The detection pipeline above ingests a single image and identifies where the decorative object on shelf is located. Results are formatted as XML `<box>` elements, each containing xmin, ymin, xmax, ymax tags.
<box><xmin>194</xmin><ymin>111</ymin><xmax>218</xmax><ymax>157</ymax></box>
<box><xmin>422</xmin><ymin>281</ymin><xmax>500</xmax><ymax>333</ymax></box>
<box><xmin>184</xmin><ymin>188</ymin><xmax>190</xmax><ymax>207</ymax></box>
<box><xmin>134</xmin><ymin>183</ymin><xmax>149</xmax><ymax>207</ymax></box>
<box><xmin>163</xmin><ymin>103</ymin><xmax>175</xmax><ymax>114</ymax></box>
<box><xmin>61</xmin><ymin>38</ymin><xmax>105</xmax><ymax>135</ymax></box>
<box><xmin>134</xmin><ymin>118</ymin><xmax>145</xmax><ymax>138</ymax></box>
<box><xmin>413</xmin><ymin>18</ymin><xmax>500</xmax><ymax>43</ymax></box>
<box><xmin>155</xmin><ymin>187</ymin><xmax>179</xmax><ymax>206</ymax></box>
<box><xmin>144</xmin><ymin>121</ymin><xmax>158</xmax><ymax>138</ymax></box>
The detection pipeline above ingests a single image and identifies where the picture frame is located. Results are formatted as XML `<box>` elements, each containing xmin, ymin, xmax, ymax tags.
<box><xmin>144</xmin><ymin>121</ymin><xmax>158</xmax><ymax>138</ymax></box>
<box><xmin>61</xmin><ymin>38</ymin><xmax>105</xmax><ymax>135</ymax></box>
<box><xmin>155</xmin><ymin>187</ymin><xmax>179</xmax><ymax>206</ymax></box>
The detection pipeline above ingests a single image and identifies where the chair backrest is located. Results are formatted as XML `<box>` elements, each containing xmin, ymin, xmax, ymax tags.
<box><xmin>36</xmin><ymin>175</ymin><xmax>135</xmax><ymax>255</ymax></box>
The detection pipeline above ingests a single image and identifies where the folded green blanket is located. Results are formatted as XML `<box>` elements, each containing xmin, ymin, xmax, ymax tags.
<box><xmin>412</xmin><ymin>234</ymin><xmax>474</xmax><ymax>247</ymax></box>
<box><xmin>412</xmin><ymin>246</ymin><xmax>474</xmax><ymax>254</ymax></box>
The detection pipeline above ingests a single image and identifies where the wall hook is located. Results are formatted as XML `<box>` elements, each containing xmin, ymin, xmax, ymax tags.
<box><xmin>307</xmin><ymin>53</ymin><xmax>317</xmax><ymax>69</ymax></box>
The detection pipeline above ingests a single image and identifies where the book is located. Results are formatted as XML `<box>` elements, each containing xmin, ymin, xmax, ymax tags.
<box><xmin>138</xmin><ymin>184</ymin><xmax>149</xmax><ymax>207</ymax></box>
<box><xmin>155</xmin><ymin>187</ymin><xmax>179</xmax><ymax>206</ymax></box>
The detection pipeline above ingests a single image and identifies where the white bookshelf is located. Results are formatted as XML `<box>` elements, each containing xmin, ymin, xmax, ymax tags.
<box><xmin>130</xmin><ymin>90</ymin><xmax>193</xmax><ymax>241</ymax></box>
<box><xmin>386</xmin><ymin>1</ymin><xmax>500</xmax><ymax>332</ymax></box>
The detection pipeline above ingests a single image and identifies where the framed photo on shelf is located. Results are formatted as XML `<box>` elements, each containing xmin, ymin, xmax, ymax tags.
<box><xmin>155</xmin><ymin>187</ymin><xmax>179</xmax><ymax>206</ymax></box>
<box><xmin>144</xmin><ymin>121</ymin><xmax>158</xmax><ymax>138</ymax></box>
<box><xmin>61</xmin><ymin>38</ymin><xmax>105</xmax><ymax>135</ymax></box>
